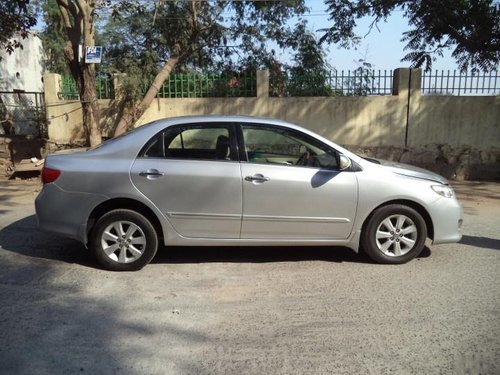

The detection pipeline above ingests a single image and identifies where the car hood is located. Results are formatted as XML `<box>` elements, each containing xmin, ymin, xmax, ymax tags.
<box><xmin>368</xmin><ymin>158</ymin><xmax>448</xmax><ymax>184</ymax></box>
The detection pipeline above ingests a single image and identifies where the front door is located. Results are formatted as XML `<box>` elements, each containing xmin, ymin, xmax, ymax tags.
<box><xmin>239</xmin><ymin>124</ymin><xmax>358</xmax><ymax>240</ymax></box>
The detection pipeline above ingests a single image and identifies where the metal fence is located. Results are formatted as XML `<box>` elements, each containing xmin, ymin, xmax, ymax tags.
<box><xmin>59</xmin><ymin>75</ymin><xmax>114</xmax><ymax>100</ymax></box>
<box><xmin>148</xmin><ymin>72</ymin><xmax>257</xmax><ymax>98</ymax></box>
<box><xmin>57</xmin><ymin>69</ymin><xmax>500</xmax><ymax>100</ymax></box>
<box><xmin>421</xmin><ymin>70</ymin><xmax>499</xmax><ymax>96</ymax></box>
<box><xmin>332</xmin><ymin>69</ymin><xmax>394</xmax><ymax>96</ymax></box>
<box><xmin>269</xmin><ymin>69</ymin><xmax>394</xmax><ymax>97</ymax></box>
<box><xmin>60</xmin><ymin>73</ymin><xmax>256</xmax><ymax>99</ymax></box>
<box><xmin>0</xmin><ymin>91</ymin><xmax>46</xmax><ymax>137</ymax></box>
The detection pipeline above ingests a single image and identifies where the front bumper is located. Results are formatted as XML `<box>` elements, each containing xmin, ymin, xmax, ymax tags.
<box><xmin>428</xmin><ymin>196</ymin><xmax>463</xmax><ymax>244</ymax></box>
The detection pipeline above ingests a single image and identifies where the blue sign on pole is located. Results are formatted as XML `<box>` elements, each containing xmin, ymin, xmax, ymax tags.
<box><xmin>85</xmin><ymin>46</ymin><xmax>103</xmax><ymax>63</ymax></box>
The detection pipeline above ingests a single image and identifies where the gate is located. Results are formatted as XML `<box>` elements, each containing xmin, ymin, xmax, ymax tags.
<box><xmin>0</xmin><ymin>91</ymin><xmax>46</xmax><ymax>138</ymax></box>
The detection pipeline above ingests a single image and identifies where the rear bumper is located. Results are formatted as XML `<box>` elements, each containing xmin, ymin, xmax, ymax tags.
<box><xmin>35</xmin><ymin>184</ymin><xmax>107</xmax><ymax>244</ymax></box>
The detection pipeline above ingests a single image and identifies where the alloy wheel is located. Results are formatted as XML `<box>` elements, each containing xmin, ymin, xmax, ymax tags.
<box><xmin>375</xmin><ymin>214</ymin><xmax>418</xmax><ymax>257</ymax></box>
<box><xmin>100</xmin><ymin>220</ymin><xmax>147</xmax><ymax>263</ymax></box>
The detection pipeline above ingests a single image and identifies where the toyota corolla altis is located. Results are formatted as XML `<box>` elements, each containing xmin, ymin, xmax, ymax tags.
<box><xmin>36</xmin><ymin>116</ymin><xmax>463</xmax><ymax>270</ymax></box>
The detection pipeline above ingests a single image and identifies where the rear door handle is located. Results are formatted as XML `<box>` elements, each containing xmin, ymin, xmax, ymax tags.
<box><xmin>245</xmin><ymin>174</ymin><xmax>270</xmax><ymax>183</ymax></box>
<box><xmin>139</xmin><ymin>169</ymin><xmax>165</xmax><ymax>180</ymax></box>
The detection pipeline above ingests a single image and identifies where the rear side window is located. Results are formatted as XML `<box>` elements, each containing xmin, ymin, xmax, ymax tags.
<box><xmin>140</xmin><ymin>124</ymin><xmax>236</xmax><ymax>161</ymax></box>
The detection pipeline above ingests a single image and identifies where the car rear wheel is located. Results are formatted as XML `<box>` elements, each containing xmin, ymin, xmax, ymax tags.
<box><xmin>90</xmin><ymin>209</ymin><xmax>158</xmax><ymax>271</ymax></box>
<box><xmin>361</xmin><ymin>204</ymin><xmax>427</xmax><ymax>264</ymax></box>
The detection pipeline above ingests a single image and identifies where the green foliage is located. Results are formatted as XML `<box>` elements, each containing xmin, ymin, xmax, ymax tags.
<box><xmin>320</xmin><ymin>0</ymin><xmax>500</xmax><ymax>71</ymax></box>
<box><xmin>38</xmin><ymin>0</ymin><xmax>69</xmax><ymax>74</ymax></box>
<box><xmin>0</xmin><ymin>0</ymin><xmax>37</xmax><ymax>56</ymax></box>
<box><xmin>345</xmin><ymin>61</ymin><xmax>375</xmax><ymax>96</ymax></box>
<box><xmin>268</xmin><ymin>23</ymin><xmax>336</xmax><ymax>97</ymax></box>
<box><xmin>286</xmin><ymin>23</ymin><xmax>334</xmax><ymax>96</ymax></box>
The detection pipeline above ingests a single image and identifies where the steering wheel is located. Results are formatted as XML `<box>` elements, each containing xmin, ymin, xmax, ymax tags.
<box><xmin>296</xmin><ymin>148</ymin><xmax>320</xmax><ymax>167</ymax></box>
<box><xmin>296</xmin><ymin>151</ymin><xmax>311</xmax><ymax>166</ymax></box>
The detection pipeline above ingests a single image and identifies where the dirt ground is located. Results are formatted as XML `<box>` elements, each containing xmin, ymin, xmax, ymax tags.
<box><xmin>0</xmin><ymin>177</ymin><xmax>499</xmax><ymax>374</ymax></box>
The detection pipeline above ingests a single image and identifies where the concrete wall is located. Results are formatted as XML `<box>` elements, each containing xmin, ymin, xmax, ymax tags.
<box><xmin>42</xmin><ymin>69</ymin><xmax>500</xmax><ymax>180</ymax></box>
<box><xmin>409</xmin><ymin>95</ymin><xmax>500</xmax><ymax>148</ymax></box>
<box><xmin>43</xmin><ymin>73</ymin><xmax>83</xmax><ymax>143</ymax></box>
<box><xmin>135</xmin><ymin>95</ymin><xmax>408</xmax><ymax>147</ymax></box>
<box><xmin>43</xmin><ymin>74</ymin><xmax>118</xmax><ymax>145</ymax></box>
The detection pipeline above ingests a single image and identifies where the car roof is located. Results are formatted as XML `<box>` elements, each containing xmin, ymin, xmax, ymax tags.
<box><xmin>144</xmin><ymin>115</ymin><xmax>296</xmax><ymax>128</ymax></box>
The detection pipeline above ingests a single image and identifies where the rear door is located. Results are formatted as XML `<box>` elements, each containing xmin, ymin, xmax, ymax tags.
<box><xmin>130</xmin><ymin>123</ymin><xmax>242</xmax><ymax>238</ymax></box>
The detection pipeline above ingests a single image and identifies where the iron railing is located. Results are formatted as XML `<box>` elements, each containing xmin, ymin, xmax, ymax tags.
<box><xmin>333</xmin><ymin>69</ymin><xmax>394</xmax><ymax>96</ymax></box>
<box><xmin>147</xmin><ymin>72</ymin><xmax>257</xmax><ymax>98</ymax></box>
<box><xmin>421</xmin><ymin>70</ymin><xmax>499</xmax><ymax>96</ymax></box>
<box><xmin>59</xmin><ymin>75</ymin><xmax>114</xmax><ymax>100</ymax></box>
<box><xmin>60</xmin><ymin>73</ymin><xmax>257</xmax><ymax>99</ymax></box>
<box><xmin>57</xmin><ymin>69</ymin><xmax>500</xmax><ymax>100</ymax></box>
<box><xmin>269</xmin><ymin>69</ymin><xmax>394</xmax><ymax>97</ymax></box>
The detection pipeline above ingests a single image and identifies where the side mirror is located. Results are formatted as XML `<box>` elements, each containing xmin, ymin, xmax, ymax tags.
<box><xmin>339</xmin><ymin>154</ymin><xmax>352</xmax><ymax>171</ymax></box>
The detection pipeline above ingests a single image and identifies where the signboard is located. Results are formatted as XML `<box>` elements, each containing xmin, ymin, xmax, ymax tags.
<box><xmin>85</xmin><ymin>46</ymin><xmax>103</xmax><ymax>64</ymax></box>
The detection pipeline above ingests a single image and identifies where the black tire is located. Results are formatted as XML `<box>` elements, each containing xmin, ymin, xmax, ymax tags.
<box><xmin>89</xmin><ymin>209</ymin><xmax>158</xmax><ymax>271</ymax></box>
<box><xmin>361</xmin><ymin>204</ymin><xmax>427</xmax><ymax>264</ymax></box>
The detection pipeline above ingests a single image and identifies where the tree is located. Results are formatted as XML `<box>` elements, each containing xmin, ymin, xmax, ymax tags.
<box><xmin>0</xmin><ymin>0</ymin><xmax>37</xmax><ymax>56</ymax></box>
<box><xmin>284</xmin><ymin>22</ymin><xmax>334</xmax><ymax>96</ymax></box>
<box><xmin>108</xmin><ymin>0</ymin><xmax>309</xmax><ymax>136</ymax></box>
<box><xmin>39</xmin><ymin>0</ymin><xmax>70</xmax><ymax>74</ymax></box>
<box><xmin>320</xmin><ymin>0</ymin><xmax>500</xmax><ymax>71</ymax></box>
<box><xmin>30</xmin><ymin>0</ymin><xmax>312</xmax><ymax>144</ymax></box>
<box><xmin>55</xmin><ymin>0</ymin><xmax>101</xmax><ymax>146</ymax></box>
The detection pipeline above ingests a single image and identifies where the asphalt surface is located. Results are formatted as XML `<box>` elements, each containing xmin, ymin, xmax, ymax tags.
<box><xmin>0</xmin><ymin>178</ymin><xmax>499</xmax><ymax>374</ymax></box>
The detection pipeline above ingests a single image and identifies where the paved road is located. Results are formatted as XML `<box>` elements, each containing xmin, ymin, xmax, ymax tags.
<box><xmin>0</xmin><ymin>178</ymin><xmax>499</xmax><ymax>374</ymax></box>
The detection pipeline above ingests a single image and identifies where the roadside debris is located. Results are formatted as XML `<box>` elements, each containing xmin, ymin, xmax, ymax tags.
<box><xmin>8</xmin><ymin>157</ymin><xmax>44</xmax><ymax>180</ymax></box>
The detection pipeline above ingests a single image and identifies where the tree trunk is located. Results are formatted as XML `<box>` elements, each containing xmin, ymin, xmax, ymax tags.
<box><xmin>80</xmin><ymin>1</ymin><xmax>101</xmax><ymax>147</ymax></box>
<box><xmin>113</xmin><ymin>52</ymin><xmax>180</xmax><ymax>137</ymax></box>
<box><xmin>81</xmin><ymin>63</ymin><xmax>101</xmax><ymax>146</ymax></box>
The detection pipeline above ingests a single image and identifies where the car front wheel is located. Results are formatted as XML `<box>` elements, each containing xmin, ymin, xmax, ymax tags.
<box><xmin>90</xmin><ymin>209</ymin><xmax>158</xmax><ymax>271</ymax></box>
<box><xmin>361</xmin><ymin>204</ymin><xmax>427</xmax><ymax>264</ymax></box>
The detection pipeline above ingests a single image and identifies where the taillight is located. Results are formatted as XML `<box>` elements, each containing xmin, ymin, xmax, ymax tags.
<box><xmin>41</xmin><ymin>167</ymin><xmax>61</xmax><ymax>184</ymax></box>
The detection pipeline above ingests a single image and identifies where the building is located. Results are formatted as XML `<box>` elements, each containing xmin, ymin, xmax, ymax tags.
<box><xmin>0</xmin><ymin>33</ymin><xmax>45</xmax><ymax>136</ymax></box>
<box><xmin>0</xmin><ymin>33</ymin><xmax>45</xmax><ymax>92</ymax></box>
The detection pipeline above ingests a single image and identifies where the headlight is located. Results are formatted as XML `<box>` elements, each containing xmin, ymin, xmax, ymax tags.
<box><xmin>431</xmin><ymin>185</ymin><xmax>455</xmax><ymax>198</ymax></box>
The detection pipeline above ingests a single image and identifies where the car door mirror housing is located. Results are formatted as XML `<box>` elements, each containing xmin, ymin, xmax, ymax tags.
<box><xmin>339</xmin><ymin>154</ymin><xmax>352</xmax><ymax>171</ymax></box>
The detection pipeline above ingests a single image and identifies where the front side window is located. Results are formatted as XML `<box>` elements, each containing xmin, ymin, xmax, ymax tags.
<box><xmin>141</xmin><ymin>124</ymin><xmax>235</xmax><ymax>161</ymax></box>
<box><xmin>242</xmin><ymin>125</ymin><xmax>339</xmax><ymax>169</ymax></box>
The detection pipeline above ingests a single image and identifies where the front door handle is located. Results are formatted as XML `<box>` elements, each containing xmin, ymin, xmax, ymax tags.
<box><xmin>245</xmin><ymin>174</ymin><xmax>270</xmax><ymax>183</ymax></box>
<box><xmin>139</xmin><ymin>169</ymin><xmax>165</xmax><ymax>180</ymax></box>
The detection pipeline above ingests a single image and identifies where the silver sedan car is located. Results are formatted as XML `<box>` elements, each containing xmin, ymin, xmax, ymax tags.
<box><xmin>35</xmin><ymin>116</ymin><xmax>463</xmax><ymax>271</ymax></box>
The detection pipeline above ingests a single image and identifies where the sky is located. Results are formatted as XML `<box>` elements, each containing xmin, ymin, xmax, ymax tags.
<box><xmin>278</xmin><ymin>0</ymin><xmax>459</xmax><ymax>72</ymax></box>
